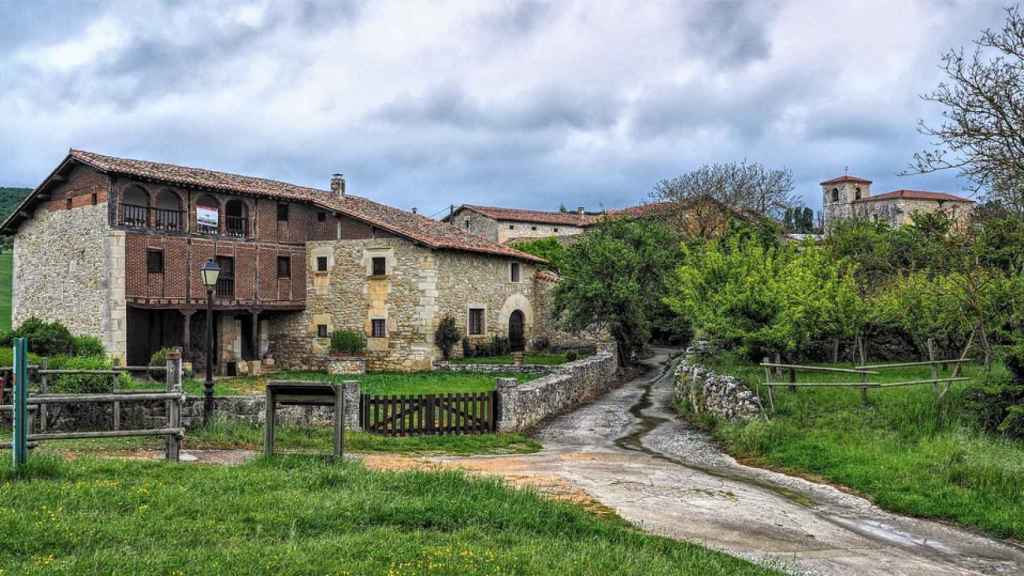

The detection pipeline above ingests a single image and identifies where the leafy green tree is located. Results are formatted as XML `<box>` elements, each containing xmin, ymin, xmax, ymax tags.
<box><xmin>513</xmin><ymin>237</ymin><xmax>566</xmax><ymax>271</ymax></box>
<box><xmin>434</xmin><ymin>315</ymin><xmax>461</xmax><ymax>360</ymax></box>
<box><xmin>553</xmin><ymin>219</ymin><xmax>681</xmax><ymax>364</ymax></box>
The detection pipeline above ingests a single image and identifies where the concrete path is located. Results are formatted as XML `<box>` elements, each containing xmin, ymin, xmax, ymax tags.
<box><xmin>431</xmin><ymin>348</ymin><xmax>1024</xmax><ymax>576</ymax></box>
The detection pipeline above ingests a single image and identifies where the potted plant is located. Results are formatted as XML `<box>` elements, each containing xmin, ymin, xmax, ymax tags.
<box><xmin>328</xmin><ymin>330</ymin><xmax>367</xmax><ymax>375</ymax></box>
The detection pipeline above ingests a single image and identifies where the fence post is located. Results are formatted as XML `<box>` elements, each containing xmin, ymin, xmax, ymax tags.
<box><xmin>165</xmin><ymin>349</ymin><xmax>182</xmax><ymax>462</ymax></box>
<box><xmin>857</xmin><ymin>336</ymin><xmax>869</xmax><ymax>405</ymax></box>
<box><xmin>927</xmin><ymin>338</ymin><xmax>938</xmax><ymax>393</ymax></box>
<box><xmin>12</xmin><ymin>338</ymin><xmax>29</xmax><ymax>467</ymax></box>
<box><xmin>788</xmin><ymin>366</ymin><xmax>796</xmax><ymax>393</ymax></box>
<box><xmin>39</xmin><ymin>357</ymin><xmax>48</xmax><ymax>433</ymax></box>
<box><xmin>762</xmin><ymin>356</ymin><xmax>775</xmax><ymax>413</ymax></box>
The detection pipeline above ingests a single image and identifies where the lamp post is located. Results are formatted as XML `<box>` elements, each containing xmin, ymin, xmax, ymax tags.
<box><xmin>200</xmin><ymin>259</ymin><xmax>221</xmax><ymax>426</ymax></box>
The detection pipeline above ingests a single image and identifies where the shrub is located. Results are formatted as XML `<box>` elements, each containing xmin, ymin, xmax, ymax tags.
<box><xmin>566</xmin><ymin>351</ymin><xmax>578</xmax><ymax>362</ymax></box>
<box><xmin>532</xmin><ymin>336</ymin><xmax>550</xmax><ymax>351</ymax></box>
<box><xmin>2</xmin><ymin>317</ymin><xmax>74</xmax><ymax>356</ymax></box>
<box><xmin>47</xmin><ymin>355</ymin><xmax>129</xmax><ymax>393</ymax></box>
<box><xmin>433</xmin><ymin>315</ymin><xmax>461</xmax><ymax>360</ymax></box>
<box><xmin>1005</xmin><ymin>340</ymin><xmax>1024</xmax><ymax>384</ymax></box>
<box><xmin>330</xmin><ymin>330</ymin><xmax>366</xmax><ymax>355</ymax></box>
<box><xmin>149</xmin><ymin>347</ymin><xmax>179</xmax><ymax>367</ymax></box>
<box><xmin>73</xmin><ymin>335</ymin><xmax>106</xmax><ymax>357</ymax></box>
<box><xmin>461</xmin><ymin>337</ymin><xmax>472</xmax><ymax>358</ymax></box>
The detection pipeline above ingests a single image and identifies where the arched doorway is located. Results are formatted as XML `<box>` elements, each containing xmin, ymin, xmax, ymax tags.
<box><xmin>508</xmin><ymin>310</ymin><xmax>525</xmax><ymax>352</ymax></box>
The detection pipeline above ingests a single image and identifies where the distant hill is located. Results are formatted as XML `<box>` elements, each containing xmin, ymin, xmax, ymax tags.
<box><xmin>0</xmin><ymin>187</ymin><xmax>31</xmax><ymax>223</ymax></box>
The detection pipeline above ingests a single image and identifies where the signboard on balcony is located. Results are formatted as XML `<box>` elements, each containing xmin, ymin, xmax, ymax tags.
<box><xmin>197</xmin><ymin>206</ymin><xmax>219</xmax><ymax>230</ymax></box>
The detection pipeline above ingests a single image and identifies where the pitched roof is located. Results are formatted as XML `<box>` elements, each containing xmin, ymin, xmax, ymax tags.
<box><xmin>854</xmin><ymin>189</ymin><xmax>974</xmax><ymax>204</ymax></box>
<box><xmin>603</xmin><ymin>201</ymin><xmax>675</xmax><ymax>219</ymax></box>
<box><xmin>6</xmin><ymin>150</ymin><xmax>543</xmax><ymax>263</ymax></box>
<box><xmin>453</xmin><ymin>205</ymin><xmax>601</xmax><ymax>227</ymax></box>
<box><xmin>820</xmin><ymin>175</ymin><xmax>873</xmax><ymax>186</ymax></box>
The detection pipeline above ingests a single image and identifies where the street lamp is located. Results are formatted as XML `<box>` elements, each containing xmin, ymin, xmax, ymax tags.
<box><xmin>200</xmin><ymin>259</ymin><xmax>221</xmax><ymax>426</ymax></box>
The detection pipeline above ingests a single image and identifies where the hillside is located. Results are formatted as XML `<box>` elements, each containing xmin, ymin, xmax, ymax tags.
<box><xmin>0</xmin><ymin>187</ymin><xmax>31</xmax><ymax>223</ymax></box>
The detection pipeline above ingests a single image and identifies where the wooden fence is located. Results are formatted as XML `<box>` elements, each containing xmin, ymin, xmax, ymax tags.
<box><xmin>360</xmin><ymin>392</ymin><xmax>497</xmax><ymax>436</ymax></box>
<box><xmin>2</xmin><ymin>348</ymin><xmax>185</xmax><ymax>462</ymax></box>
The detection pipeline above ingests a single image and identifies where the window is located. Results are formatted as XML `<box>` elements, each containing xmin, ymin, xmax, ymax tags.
<box><xmin>531</xmin><ymin>226</ymin><xmax>537</xmax><ymax>231</ymax></box>
<box><xmin>855</xmin><ymin>187</ymin><xmax>862</xmax><ymax>200</ymax></box>
<box><xmin>510</xmin><ymin>262</ymin><xmax>521</xmax><ymax>283</ymax></box>
<box><xmin>276</xmin><ymin>203</ymin><xmax>289</xmax><ymax>222</ymax></box>
<box><xmin>509</xmin><ymin>224</ymin><xmax>515</xmax><ymax>230</ymax></box>
<box><xmin>468</xmin><ymin>308</ymin><xmax>484</xmax><ymax>335</ymax></box>
<box><xmin>146</xmin><ymin>249</ymin><xmax>164</xmax><ymax>274</ymax></box>
<box><xmin>66</xmin><ymin>198</ymin><xmax>72</xmax><ymax>210</ymax></box>
<box><xmin>90</xmin><ymin>193</ymin><xmax>97</xmax><ymax>205</ymax></box>
<box><xmin>464</xmin><ymin>220</ymin><xmax>470</xmax><ymax>228</ymax></box>
<box><xmin>317</xmin><ymin>256</ymin><xmax>328</xmax><ymax>272</ymax></box>
<box><xmin>554</xmin><ymin>228</ymin><xmax>559</xmax><ymax>232</ymax></box>
<box><xmin>371</xmin><ymin>319</ymin><xmax>387</xmax><ymax>338</ymax></box>
<box><xmin>371</xmin><ymin>257</ymin><xmax>386</xmax><ymax>276</ymax></box>
<box><xmin>317</xmin><ymin>211</ymin><xmax>326</xmax><ymax>222</ymax></box>
<box><xmin>317</xmin><ymin>324</ymin><xmax>328</xmax><ymax>338</ymax></box>
<box><xmin>831</xmin><ymin>188</ymin><xmax>839</xmax><ymax>202</ymax></box>
<box><xmin>277</xmin><ymin>256</ymin><xmax>291</xmax><ymax>278</ymax></box>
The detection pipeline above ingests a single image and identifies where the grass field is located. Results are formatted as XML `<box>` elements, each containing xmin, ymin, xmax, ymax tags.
<box><xmin>0</xmin><ymin>456</ymin><xmax>782</xmax><ymax>576</ymax></box>
<box><xmin>450</xmin><ymin>353</ymin><xmax>579</xmax><ymax>365</ymax></box>
<box><xmin>122</xmin><ymin>370</ymin><xmax>540</xmax><ymax>396</ymax></box>
<box><xmin>0</xmin><ymin>251</ymin><xmax>11</xmax><ymax>334</ymax></box>
<box><xmin>697</xmin><ymin>353</ymin><xmax>1024</xmax><ymax>540</ymax></box>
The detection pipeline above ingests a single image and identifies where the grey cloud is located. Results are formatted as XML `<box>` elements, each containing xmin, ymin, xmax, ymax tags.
<box><xmin>683</xmin><ymin>0</ymin><xmax>777</xmax><ymax>67</ymax></box>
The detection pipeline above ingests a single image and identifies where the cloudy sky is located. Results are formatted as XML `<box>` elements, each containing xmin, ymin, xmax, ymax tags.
<box><xmin>0</xmin><ymin>0</ymin><xmax>1010</xmax><ymax>217</ymax></box>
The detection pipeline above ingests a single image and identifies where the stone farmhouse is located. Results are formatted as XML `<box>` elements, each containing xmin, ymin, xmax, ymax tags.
<box><xmin>821</xmin><ymin>174</ymin><xmax>974</xmax><ymax>232</ymax></box>
<box><xmin>2</xmin><ymin>150</ymin><xmax>571</xmax><ymax>373</ymax></box>
<box><xmin>445</xmin><ymin>204</ymin><xmax>602</xmax><ymax>244</ymax></box>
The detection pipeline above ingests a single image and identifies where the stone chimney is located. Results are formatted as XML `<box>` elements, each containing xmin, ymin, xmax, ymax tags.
<box><xmin>330</xmin><ymin>173</ymin><xmax>345</xmax><ymax>196</ymax></box>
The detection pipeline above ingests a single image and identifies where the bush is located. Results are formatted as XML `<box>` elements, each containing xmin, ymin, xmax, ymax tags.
<box><xmin>330</xmin><ymin>330</ymin><xmax>366</xmax><ymax>355</ymax></box>
<box><xmin>1005</xmin><ymin>340</ymin><xmax>1024</xmax><ymax>384</ymax></box>
<box><xmin>566</xmin><ymin>351</ymin><xmax>578</xmax><ymax>362</ymax></box>
<box><xmin>433</xmin><ymin>315</ymin><xmax>461</xmax><ymax>360</ymax></box>
<box><xmin>73</xmin><ymin>335</ymin><xmax>106</xmax><ymax>357</ymax></box>
<box><xmin>47</xmin><ymin>355</ymin><xmax>129</xmax><ymax>393</ymax></box>
<box><xmin>532</xmin><ymin>336</ymin><xmax>550</xmax><ymax>351</ymax></box>
<box><xmin>461</xmin><ymin>337</ymin><xmax>472</xmax><ymax>358</ymax></box>
<box><xmin>149</xmin><ymin>347</ymin><xmax>178</xmax><ymax>367</ymax></box>
<box><xmin>2</xmin><ymin>317</ymin><xmax>74</xmax><ymax>356</ymax></box>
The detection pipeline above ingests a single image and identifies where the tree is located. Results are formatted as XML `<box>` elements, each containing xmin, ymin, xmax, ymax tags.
<box><xmin>653</xmin><ymin>160</ymin><xmax>796</xmax><ymax>219</ymax></box>
<box><xmin>434</xmin><ymin>315</ymin><xmax>461</xmax><ymax>360</ymax></box>
<box><xmin>513</xmin><ymin>237</ymin><xmax>566</xmax><ymax>271</ymax></box>
<box><xmin>553</xmin><ymin>219</ymin><xmax>681</xmax><ymax>365</ymax></box>
<box><xmin>909</xmin><ymin>5</ymin><xmax>1024</xmax><ymax>212</ymax></box>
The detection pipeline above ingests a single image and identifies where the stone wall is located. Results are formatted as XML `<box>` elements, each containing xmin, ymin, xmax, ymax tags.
<box><xmin>494</xmin><ymin>350</ymin><xmax>618</xmax><ymax>432</ymax></box>
<box><xmin>436</xmin><ymin>362</ymin><xmax>556</xmax><ymax>374</ymax></box>
<box><xmin>531</xmin><ymin>273</ymin><xmax>612</xmax><ymax>350</ymax></box>
<box><xmin>272</xmin><ymin>236</ymin><xmax>543</xmax><ymax>372</ymax></box>
<box><xmin>673</xmin><ymin>349</ymin><xmax>762</xmax><ymax>421</ymax></box>
<box><xmin>13</xmin><ymin>164</ymin><xmax>123</xmax><ymax>359</ymax></box>
<box><xmin>453</xmin><ymin>210</ymin><xmax>502</xmax><ymax>242</ymax></box>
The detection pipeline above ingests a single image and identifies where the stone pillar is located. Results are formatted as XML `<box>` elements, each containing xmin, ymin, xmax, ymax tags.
<box><xmin>341</xmin><ymin>380</ymin><xmax>362</xmax><ymax>431</ymax></box>
<box><xmin>251</xmin><ymin>310</ymin><xmax>260</xmax><ymax>361</ymax></box>
<box><xmin>495</xmin><ymin>377</ymin><xmax>518</xmax><ymax>432</ymax></box>
<box><xmin>180</xmin><ymin>310</ymin><xmax>195</xmax><ymax>360</ymax></box>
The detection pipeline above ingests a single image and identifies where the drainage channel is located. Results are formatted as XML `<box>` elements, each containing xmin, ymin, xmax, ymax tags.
<box><xmin>612</xmin><ymin>351</ymin><xmax>816</xmax><ymax>508</ymax></box>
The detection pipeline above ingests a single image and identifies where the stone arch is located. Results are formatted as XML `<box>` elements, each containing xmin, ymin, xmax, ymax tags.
<box><xmin>123</xmin><ymin>184</ymin><xmax>150</xmax><ymax>207</ymax></box>
<box><xmin>498</xmin><ymin>292</ymin><xmax>534</xmax><ymax>344</ymax></box>
<box><xmin>154</xmin><ymin>188</ymin><xmax>184</xmax><ymax>230</ymax></box>
<box><xmin>121</xmin><ymin>185</ymin><xmax>151</xmax><ymax>227</ymax></box>
<box><xmin>830</xmin><ymin>188</ymin><xmax>839</xmax><ymax>203</ymax></box>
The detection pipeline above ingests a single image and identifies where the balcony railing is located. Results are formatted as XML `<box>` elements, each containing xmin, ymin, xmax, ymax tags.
<box><xmin>225</xmin><ymin>215</ymin><xmax>250</xmax><ymax>238</ymax></box>
<box><xmin>215</xmin><ymin>277</ymin><xmax>234</xmax><ymax>299</ymax></box>
<box><xmin>119</xmin><ymin>203</ymin><xmax>184</xmax><ymax>232</ymax></box>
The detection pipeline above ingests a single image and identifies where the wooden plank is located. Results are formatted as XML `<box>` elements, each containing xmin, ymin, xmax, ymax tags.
<box><xmin>264</xmin><ymin>390</ymin><xmax>275</xmax><ymax>458</ymax></box>
<box><xmin>764</xmin><ymin>382</ymin><xmax>883</xmax><ymax>388</ymax></box>
<box><xmin>30</xmin><ymin>428</ymin><xmax>184</xmax><ymax>441</ymax></box>
<box><xmin>759</xmin><ymin>363</ymin><xmax>879</xmax><ymax>375</ymax></box>
<box><xmin>857</xmin><ymin>359</ymin><xmax>974</xmax><ymax>370</ymax></box>
<box><xmin>28</xmin><ymin>392</ymin><xmax>181</xmax><ymax>404</ymax></box>
<box><xmin>878</xmin><ymin>377</ymin><xmax>971</xmax><ymax>388</ymax></box>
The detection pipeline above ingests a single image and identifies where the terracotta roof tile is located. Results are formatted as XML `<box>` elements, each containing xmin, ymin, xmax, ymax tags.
<box><xmin>820</xmin><ymin>175</ymin><xmax>873</xmax><ymax>186</ymax></box>
<box><xmin>456</xmin><ymin>205</ymin><xmax>601</xmax><ymax>227</ymax></box>
<box><xmin>854</xmin><ymin>189</ymin><xmax>974</xmax><ymax>203</ymax></box>
<box><xmin>67</xmin><ymin>149</ymin><xmax>544</xmax><ymax>263</ymax></box>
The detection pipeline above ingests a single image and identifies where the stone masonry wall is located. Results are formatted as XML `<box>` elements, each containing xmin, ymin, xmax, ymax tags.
<box><xmin>494</xmin><ymin>349</ymin><xmax>618</xmax><ymax>432</ymax></box>
<box><xmin>673</xmin><ymin>347</ymin><xmax>762</xmax><ymax>422</ymax></box>
<box><xmin>13</xmin><ymin>165</ymin><xmax>123</xmax><ymax>358</ymax></box>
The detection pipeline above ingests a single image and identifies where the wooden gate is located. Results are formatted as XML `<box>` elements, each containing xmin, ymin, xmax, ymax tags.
<box><xmin>359</xmin><ymin>392</ymin><xmax>497</xmax><ymax>436</ymax></box>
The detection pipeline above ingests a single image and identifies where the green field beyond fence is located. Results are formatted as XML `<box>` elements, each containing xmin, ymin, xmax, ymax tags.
<box><xmin>699</xmin><ymin>353</ymin><xmax>1024</xmax><ymax>540</ymax></box>
<box><xmin>0</xmin><ymin>252</ymin><xmax>12</xmax><ymax>334</ymax></box>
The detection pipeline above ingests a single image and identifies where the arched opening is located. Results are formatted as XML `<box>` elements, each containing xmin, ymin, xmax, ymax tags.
<box><xmin>831</xmin><ymin>188</ymin><xmax>839</xmax><ymax>203</ymax></box>
<box><xmin>122</xmin><ymin>186</ymin><xmax>150</xmax><ymax>228</ymax></box>
<box><xmin>508</xmin><ymin>310</ymin><xmax>525</xmax><ymax>352</ymax></box>
<box><xmin>854</xmin><ymin>187</ymin><xmax>862</xmax><ymax>200</ymax></box>
<box><xmin>195</xmin><ymin>194</ymin><xmax>220</xmax><ymax>235</ymax></box>
<box><xmin>225</xmin><ymin>199</ymin><xmax>249</xmax><ymax>238</ymax></box>
<box><xmin>154</xmin><ymin>189</ymin><xmax>183</xmax><ymax>231</ymax></box>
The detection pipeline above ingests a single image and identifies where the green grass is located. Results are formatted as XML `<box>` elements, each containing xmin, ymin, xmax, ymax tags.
<box><xmin>0</xmin><ymin>251</ymin><xmax>11</xmax><ymax>334</ymax></box>
<box><xmin>450</xmin><ymin>353</ymin><xmax>578</xmax><ymax>365</ymax></box>
<box><xmin>698</xmin><ymin>352</ymin><xmax>1024</xmax><ymax>540</ymax></box>
<box><xmin>124</xmin><ymin>370</ymin><xmax>538</xmax><ymax>397</ymax></box>
<box><xmin>0</xmin><ymin>456</ymin><xmax>781</xmax><ymax>575</ymax></box>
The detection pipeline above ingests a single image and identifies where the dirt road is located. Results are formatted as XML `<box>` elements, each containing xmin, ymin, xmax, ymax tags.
<box><xmin>428</xmin><ymin>348</ymin><xmax>1024</xmax><ymax>576</ymax></box>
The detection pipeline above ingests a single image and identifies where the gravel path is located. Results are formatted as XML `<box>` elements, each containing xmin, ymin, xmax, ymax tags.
<box><xmin>431</xmin><ymin>348</ymin><xmax>1024</xmax><ymax>576</ymax></box>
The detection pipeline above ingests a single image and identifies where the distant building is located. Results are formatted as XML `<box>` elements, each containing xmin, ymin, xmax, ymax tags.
<box><xmin>445</xmin><ymin>205</ymin><xmax>600</xmax><ymax>244</ymax></box>
<box><xmin>821</xmin><ymin>175</ymin><xmax>974</xmax><ymax>232</ymax></box>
